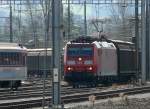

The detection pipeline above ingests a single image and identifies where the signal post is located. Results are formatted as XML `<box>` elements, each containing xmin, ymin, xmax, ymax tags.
<box><xmin>51</xmin><ymin>0</ymin><xmax>62</xmax><ymax>108</ymax></box>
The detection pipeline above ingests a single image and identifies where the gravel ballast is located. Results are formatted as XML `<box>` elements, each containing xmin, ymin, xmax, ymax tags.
<box><xmin>65</xmin><ymin>93</ymin><xmax>150</xmax><ymax>109</ymax></box>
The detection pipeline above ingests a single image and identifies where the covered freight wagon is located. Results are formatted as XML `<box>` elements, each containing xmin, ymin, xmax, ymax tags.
<box><xmin>27</xmin><ymin>48</ymin><xmax>52</xmax><ymax>77</ymax></box>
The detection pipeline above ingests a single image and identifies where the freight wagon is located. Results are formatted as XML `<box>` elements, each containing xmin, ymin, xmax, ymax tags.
<box><xmin>27</xmin><ymin>48</ymin><xmax>52</xmax><ymax>77</ymax></box>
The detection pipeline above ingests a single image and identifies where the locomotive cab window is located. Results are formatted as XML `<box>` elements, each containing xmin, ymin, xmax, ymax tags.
<box><xmin>67</xmin><ymin>47</ymin><xmax>93</xmax><ymax>56</ymax></box>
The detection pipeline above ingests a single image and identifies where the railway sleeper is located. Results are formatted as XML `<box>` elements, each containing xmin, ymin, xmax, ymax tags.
<box><xmin>72</xmin><ymin>81</ymin><xmax>98</xmax><ymax>88</ymax></box>
<box><xmin>97</xmin><ymin>75</ymin><xmax>137</xmax><ymax>84</ymax></box>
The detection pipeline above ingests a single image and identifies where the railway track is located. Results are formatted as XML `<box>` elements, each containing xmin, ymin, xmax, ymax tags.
<box><xmin>0</xmin><ymin>87</ymin><xmax>97</xmax><ymax>100</ymax></box>
<box><xmin>0</xmin><ymin>85</ymin><xmax>150</xmax><ymax>109</ymax></box>
<box><xmin>0</xmin><ymin>78</ymin><xmax>52</xmax><ymax>92</ymax></box>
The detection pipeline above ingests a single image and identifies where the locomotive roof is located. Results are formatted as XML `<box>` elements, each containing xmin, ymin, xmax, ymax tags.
<box><xmin>111</xmin><ymin>40</ymin><xmax>135</xmax><ymax>50</ymax></box>
<box><xmin>93</xmin><ymin>41</ymin><xmax>116</xmax><ymax>49</ymax></box>
<box><xmin>67</xmin><ymin>40</ymin><xmax>134</xmax><ymax>45</ymax></box>
<box><xmin>66</xmin><ymin>36</ymin><xmax>135</xmax><ymax>51</ymax></box>
<box><xmin>27</xmin><ymin>48</ymin><xmax>52</xmax><ymax>52</ymax></box>
<box><xmin>67</xmin><ymin>42</ymin><xmax>92</xmax><ymax>45</ymax></box>
<box><xmin>69</xmin><ymin>36</ymin><xmax>134</xmax><ymax>44</ymax></box>
<box><xmin>27</xmin><ymin>48</ymin><xmax>52</xmax><ymax>56</ymax></box>
<box><xmin>111</xmin><ymin>39</ymin><xmax>134</xmax><ymax>45</ymax></box>
<box><xmin>0</xmin><ymin>42</ymin><xmax>27</xmax><ymax>51</ymax></box>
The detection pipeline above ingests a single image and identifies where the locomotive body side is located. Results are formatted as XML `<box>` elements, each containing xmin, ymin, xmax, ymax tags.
<box><xmin>98</xmin><ymin>42</ymin><xmax>118</xmax><ymax>76</ymax></box>
<box><xmin>93</xmin><ymin>41</ymin><xmax>118</xmax><ymax>84</ymax></box>
<box><xmin>93</xmin><ymin>42</ymin><xmax>101</xmax><ymax>76</ymax></box>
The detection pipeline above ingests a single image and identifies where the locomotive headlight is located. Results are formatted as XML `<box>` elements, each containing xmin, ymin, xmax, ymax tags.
<box><xmin>68</xmin><ymin>67</ymin><xmax>71</xmax><ymax>70</ymax></box>
<box><xmin>67</xmin><ymin>67</ymin><xmax>73</xmax><ymax>71</ymax></box>
<box><xmin>87</xmin><ymin>66</ymin><xmax>93</xmax><ymax>71</ymax></box>
<box><xmin>78</xmin><ymin>57</ymin><xmax>82</xmax><ymax>61</ymax></box>
<box><xmin>89</xmin><ymin>67</ymin><xmax>93</xmax><ymax>70</ymax></box>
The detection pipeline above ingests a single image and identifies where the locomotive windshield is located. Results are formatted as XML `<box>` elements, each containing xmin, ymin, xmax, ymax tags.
<box><xmin>67</xmin><ymin>47</ymin><xmax>93</xmax><ymax>56</ymax></box>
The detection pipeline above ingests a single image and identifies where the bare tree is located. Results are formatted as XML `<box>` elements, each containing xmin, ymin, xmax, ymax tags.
<box><xmin>26</xmin><ymin>0</ymin><xmax>38</xmax><ymax>47</ymax></box>
<box><xmin>108</xmin><ymin>0</ymin><xmax>135</xmax><ymax>41</ymax></box>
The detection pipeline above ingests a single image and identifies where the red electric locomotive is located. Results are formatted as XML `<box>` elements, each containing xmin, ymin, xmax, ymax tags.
<box><xmin>64</xmin><ymin>37</ymin><xmax>136</xmax><ymax>87</ymax></box>
<box><xmin>64</xmin><ymin>42</ymin><xmax>96</xmax><ymax>86</ymax></box>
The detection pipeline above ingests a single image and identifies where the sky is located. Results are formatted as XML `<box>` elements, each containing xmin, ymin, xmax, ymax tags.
<box><xmin>64</xmin><ymin>4</ymin><xmax>112</xmax><ymax>19</ymax></box>
<box><xmin>0</xmin><ymin>5</ymin><xmax>107</xmax><ymax>18</ymax></box>
<box><xmin>0</xmin><ymin>3</ymin><xmax>136</xmax><ymax>26</ymax></box>
<box><xmin>71</xmin><ymin>5</ymin><xmax>111</xmax><ymax>18</ymax></box>
<box><xmin>0</xmin><ymin>3</ymin><xmax>135</xmax><ymax>18</ymax></box>
<box><xmin>0</xmin><ymin>6</ymin><xmax>9</xmax><ymax>17</ymax></box>
<box><xmin>64</xmin><ymin>4</ymin><xmax>135</xmax><ymax>20</ymax></box>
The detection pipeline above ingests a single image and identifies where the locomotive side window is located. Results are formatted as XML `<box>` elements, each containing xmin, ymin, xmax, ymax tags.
<box><xmin>0</xmin><ymin>52</ymin><xmax>25</xmax><ymax>66</ymax></box>
<box><xmin>22</xmin><ymin>54</ymin><xmax>26</xmax><ymax>66</ymax></box>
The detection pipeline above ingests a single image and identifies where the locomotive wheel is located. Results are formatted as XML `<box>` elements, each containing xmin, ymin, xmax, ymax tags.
<box><xmin>72</xmin><ymin>84</ymin><xmax>75</xmax><ymax>88</ymax></box>
<box><xmin>93</xmin><ymin>83</ymin><xmax>98</xmax><ymax>87</ymax></box>
<box><xmin>87</xmin><ymin>83</ymin><xmax>93</xmax><ymax>88</ymax></box>
<box><xmin>72</xmin><ymin>83</ymin><xmax>79</xmax><ymax>88</ymax></box>
<box><xmin>10</xmin><ymin>81</ymin><xmax>21</xmax><ymax>91</ymax></box>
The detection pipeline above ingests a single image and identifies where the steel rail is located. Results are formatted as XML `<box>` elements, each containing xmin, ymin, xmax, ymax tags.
<box><xmin>0</xmin><ymin>86</ymin><xmax>150</xmax><ymax>109</ymax></box>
